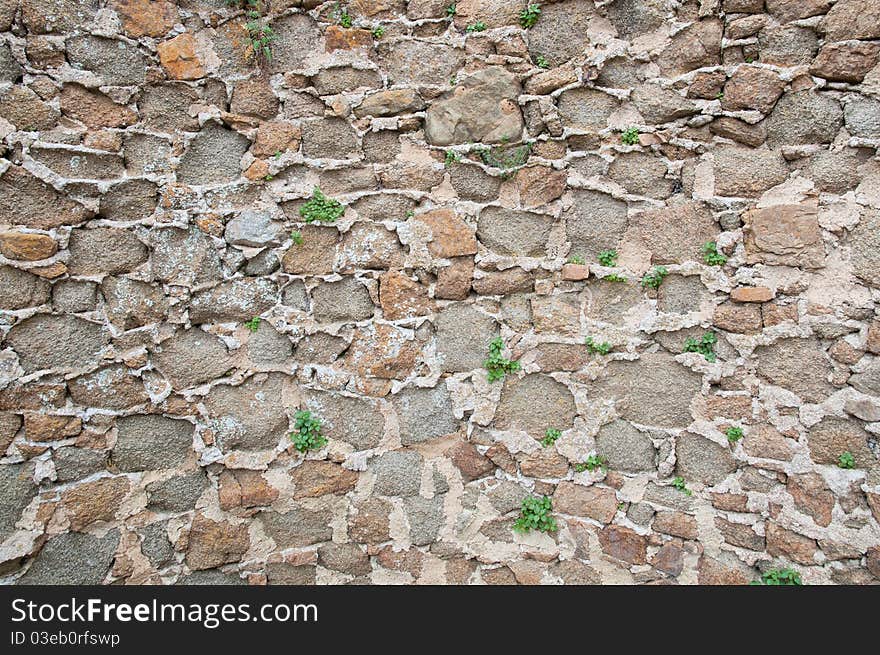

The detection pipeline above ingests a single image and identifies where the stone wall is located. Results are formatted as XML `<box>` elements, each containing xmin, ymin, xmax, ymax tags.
<box><xmin>1</xmin><ymin>0</ymin><xmax>879</xmax><ymax>585</ymax></box>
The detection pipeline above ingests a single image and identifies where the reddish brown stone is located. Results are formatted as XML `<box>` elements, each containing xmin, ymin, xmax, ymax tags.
<box><xmin>762</xmin><ymin>302</ymin><xmax>798</xmax><ymax>327</ymax></box>
<box><xmin>743</xmin><ymin>425</ymin><xmax>794</xmax><ymax>461</ymax></box>
<box><xmin>325</xmin><ymin>25</ymin><xmax>373</xmax><ymax>51</ymax></box>
<box><xmin>710</xmin><ymin>493</ymin><xmax>749</xmax><ymax>512</ymax></box>
<box><xmin>787</xmin><ymin>473</ymin><xmax>833</xmax><ymax>527</ymax></box>
<box><xmin>112</xmin><ymin>0</ymin><xmax>177</xmax><ymax>38</ymax></box>
<box><xmin>61</xmin><ymin>476</ymin><xmax>129</xmax><ymax>530</ymax></box>
<box><xmin>346</xmin><ymin>324</ymin><xmax>420</xmax><ymax>380</ymax></box>
<box><xmin>415</xmin><ymin>208</ymin><xmax>478</xmax><ymax>258</ymax></box>
<box><xmin>218</xmin><ymin>470</ymin><xmax>242</xmax><ymax>510</ymax></box>
<box><xmin>650</xmin><ymin>541</ymin><xmax>684</xmax><ymax>577</ymax></box>
<box><xmin>697</xmin><ymin>554</ymin><xmax>751</xmax><ymax>585</ymax></box>
<box><xmin>765</xmin><ymin>522</ymin><xmax>818</xmax><ymax>565</ymax></box>
<box><xmin>810</xmin><ymin>42</ymin><xmax>880</xmax><ymax>84</ymax></box>
<box><xmin>731</xmin><ymin>286</ymin><xmax>773</xmax><ymax>303</ymax></box>
<box><xmin>520</xmin><ymin>449</ymin><xmax>569</xmax><ymax>478</ymax></box>
<box><xmin>713</xmin><ymin>302</ymin><xmax>762</xmax><ymax>334</ymax></box>
<box><xmin>448</xmin><ymin>442</ymin><xmax>494</xmax><ymax>482</ymax></box>
<box><xmin>291</xmin><ymin>461</ymin><xmax>358</xmax><ymax>499</ymax></box>
<box><xmin>722</xmin><ymin>66</ymin><xmax>785</xmax><ymax>113</ymax></box>
<box><xmin>485</xmin><ymin>443</ymin><xmax>517</xmax><ymax>475</ymax></box>
<box><xmin>652</xmin><ymin>510</ymin><xmax>698</xmax><ymax>540</ymax></box>
<box><xmin>867</xmin><ymin>546</ymin><xmax>880</xmax><ymax>579</ymax></box>
<box><xmin>867</xmin><ymin>322</ymin><xmax>880</xmax><ymax>355</ymax></box>
<box><xmin>0</xmin><ymin>231</ymin><xmax>58</xmax><ymax>261</ymax></box>
<box><xmin>186</xmin><ymin>514</ymin><xmax>250</xmax><ymax>571</ymax></box>
<box><xmin>472</xmin><ymin>268</ymin><xmax>534</xmax><ymax>295</ymax></box>
<box><xmin>379</xmin><ymin>270</ymin><xmax>435</xmax><ymax>320</ymax></box>
<box><xmin>435</xmin><ymin>257</ymin><xmax>473</xmax><ymax>300</ymax></box>
<box><xmin>561</xmin><ymin>263</ymin><xmax>589</xmax><ymax>281</ymax></box>
<box><xmin>252</xmin><ymin>121</ymin><xmax>302</xmax><ymax>158</ymax></box>
<box><xmin>235</xmin><ymin>470</ymin><xmax>279</xmax><ymax>508</ymax></box>
<box><xmin>515</xmin><ymin>166</ymin><xmax>567</xmax><ymax>208</ymax></box>
<box><xmin>157</xmin><ymin>33</ymin><xmax>206</xmax><ymax>80</ymax></box>
<box><xmin>23</xmin><ymin>413</ymin><xmax>82</xmax><ymax>441</ymax></box>
<box><xmin>714</xmin><ymin>517</ymin><xmax>765</xmax><ymax>551</ymax></box>
<box><xmin>598</xmin><ymin>525</ymin><xmax>647</xmax><ymax>565</ymax></box>
<box><xmin>553</xmin><ymin>482</ymin><xmax>618</xmax><ymax>524</ymax></box>
<box><xmin>744</xmin><ymin>203</ymin><xmax>824</xmax><ymax>269</ymax></box>
<box><xmin>348</xmin><ymin>497</ymin><xmax>392</xmax><ymax>544</ymax></box>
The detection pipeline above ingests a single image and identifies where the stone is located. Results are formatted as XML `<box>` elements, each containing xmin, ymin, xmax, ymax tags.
<box><xmin>60</xmin><ymin>83</ymin><xmax>136</xmax><ymax>129</ymax></box>
<box><xmin>478</xmin><ymin>206</ymin><xmax>553</xmax><ymax>257</ymax></box>
<box><xmin>177</xmin><ymin>123</ymin><xmax>249</xmax><ymax>185</ymax></box>
<box><xmin>312</xmin><ymin>66</ymin><xmax>381</xmax><ymax>96</ymax></box>
<box><xmin>312</xmin><ymin>277</ymin><xmax>374</xmax><ymax>323</ymax></box>
<box><xmin>822</xmin><ymin>0</ymin><xmax>880</xmax><ymax>41</ymax></box>
<box><xmin>448</xmin><ymin>442</ymin><xmax>494</xmax><ymax>482</ymax></box>
<box><xmin>252</xmin><ymin>120</ymin><xmax>302</xmax><ymax>158</ymax></box>
<box><xmin>714</xmin><ymin>518</ymin><xmax>765</xmax><ymax>551</ymax></box>
<box><xmin>713</xmin><ymin>146</ymin><xmax>789</xmax><ymax>197</ymax></box>
<box><xmin>372</xmin><ymin>450</ymin><xmax>422</xmax><ymax>497</ymax></box>
<box><xmin>349</xmin><ymin>497</ymin><xmax>392</xmax><ymax>543</ymax></box>
<box><xmin>267</xmin><ymin>13</ymin><xmax>320</xmax><ymax>73</ymax></box>
<box><xmin>32</xmin><ymin>146</ymin><xmax>124</xmax><ymax>180</ymax></box>
<box><xmin>68</xmin><ymin>228</ymin><xmax>148</xmax><ymax>276</ymax></box>
<box><xmin>178</xmin><ymin>570</ymin><xmax>245</xmax><ymax>585</ymax></box>
<box><xmin>406</xmin><ymin>496</ymin><xmax>444</xmax><ymax>546</ymax></box>
<box><xmin>713</xmin><ymin>302</ymin><xmax>762</xmax><ymax>334</ymax></box>
<box><xmin>448</xmin><ymin>164</ymin><xmax>501</xmax><ymax>202</ymax></box>
<box><xmin>318</xmin><ymin>543</ymin><xmax>370</xmax><ymax>576</ymax></box>
<box><xmin>675</xmin><ymin>433</ymin><xmax>736</xmax><ymax>485</ymax></box>
<box><xmin>18</xmin><ymin>530</ymin><xmax>119</xmax><ymax>585</ymax></box>
<box><xmin>324</xmin><ymin>25</ymin><xmax>373</xmax><ymax>51</ymax></box>
<box><xmin>595</xmin><ymin>420</ymin><xmax>656</xmax><ymax>473</ymax></box>
<box><xmin>52</xmin><ymin>281</ymin><xmax>97</xmax><ymax>313</ymax></box>
<box><xmin>766</xmin><ymin>91</ymin><xmax>843</xmax><ymax>147</ymax></box>
<box><xmin>850</xmin><ymin>360</ymin><xmax>880</xmax><ymax>396</ymax></box>
<box><xmin>697</xmin><ymin>553</ymin><xmax>753</xmax><ymax>585</ymax></box>
<box><xmin>657</xmin><ymin>275</ymin><xmax>708</xmax><ymax>314</ymax></box>
<box><xmin>189</xmin><ymin>278</ymin><xmax>277</xmax><ymax>324</ymax></box>
<box><xmin>709</xmin><ymin>117</ymin><xmax>767</xmax><ymax>147</ymax></box>
<box><xmin>743</xmin><ymin>425</ymin><xmax>794</xmax><ymax>461</ymax></box>
<box><xmin>203</xmin><ymin>374</ymin><xmax>289</xmax><ymax>452</ymax></box>
<box><xmin>230</xmin><ymin>77</ymin><xmax>279</xmax><ymax>118</ymax></box>
<box><xmin>355</xmin><ymin>89</ymin><xmax>424</xmax><ymax>118</ymax></box>
<box><xmin>304</xmin><ymin>390</ymin><xmax>385</xmax><ymax>450</ymax></box>
<box><xmin>151</xmin><ymin>329</ymin><xmax>233</xmax><ymax>389</ymax></box>
<box><xmin>553</xmin><ymin>482</ymin><xmax>618</xmax><ymax>523</ymax></box>
<box><xmin>564</xmin><ymin>190</ymin><xmax>629</xmax><ymax>260</ymax></box>
<box><xmin>225</xmin><ymin>211</ymin><xmax>285</xmax><ymax>248</ymax></box>
<box><xmin>100</xmin><ymin>179</ymin><xmax>158</xmax><ymax>222</ymax></box>
<box><xmin>765</xmin><ymin>523</ymin><xmax>818</xmax><ymax>565</ymax></box>
<box><xmin>0</xmin><ymin>463</ymin><xmax>37</xmax><ymax>540</ymax></box>
<box><xmin>337</xmin><ymin>223</ymin><xmax>405</xmax><ymax>273</ymax></box>
<box><xmin>788</xmin><ymin>473</ymin><xmax>834</xmax><ymax>528</ymax></box>
<box><xmin>61</xmin><ymin>476</ymin><xmax>129</xmax><ymax>530</ymax></box>
<box><xmin>425</xmin><ymin>67</ymin><xmax>523</xmax><ymax>146</ymax></box>
<box><xmin>186</xmin><ymin>514</ymin><xmax>249</xmax><ymax>570</ymax></box>
<box><xmin>731</xmin><ymin>287</ymin><xmax>773</xmax><ymax>303</ymax></box>
<box><xmin>807</xmin><ymin>417</ymin><xmax>874</xmax><ymax>469</ymax></box>
<box><xmin>598</xmin><ymin>525</ymin><xmax>647</xmax><ymax>565</ymax></box>
<box><xmin>630</xmin><ymin>202</ymin><xmax>717</xmax><ymax>264</ymax></box>
<box><xmin>474</xmin><ymin>269</ymin><xmax>535</xmax><ymax>296</ymax></box>
<box><xmin>415</xmin><ymin>208</ymin><xmax>478</xmax><ymax>259</ymax></box>
<box><xmin>377</xmin><ymin>40</ymin><xmax>465</xmax><ymax>86</ymax></box>
<box><xmin>301</xmin><ymin>117</ymin><xmax>358</xmax><ymax>160</ymax></box>
<box><xmin>722</xmin><ymin>67</ymin><xmax>784</xmax><ymax>114</ymax></box>
<box><xmin>766</xmin><ymin>0</ymin><xmax>832</xmax><ymax>22</ymax></box>
<box><xmin>758</xmin><ymin>25</ymin><xmax>819</xmax><ymax>66</ymax></box>
<box><xmin>111</xmin><ymin>0</ymin><xmax>177</xmax><ymax>38</ymax></box>
<box><xmin>157</xmin><ymin>33</ymin><xmax>206</xmax><ymax>80</ymax></box>
<box><xmin>435</xmin><ymin>303</ymin><xmax>497</xmax><ymax>372</ymax></box>
<box><xmin>378</xmin><ymin>271</ymin><xmax>432</xmax><ymax>321</ymax></box>
<box><xmin>0</xmin><ymin>232</ymin><xmax>56</xmax><ymax>262</ymax></box>
<box><xmin>436</xmin><ymin>257</ymin><xmax>474</xmax><ymax>300</ymax></box>
<box><xmin>658</xmin><ymin>19</ymin><xmax>723</xmax><ymax>76</ymax></box>
<box><xmin>0</xmin><ymin>412</ymin><xmax>20</xmax><ymax>454</ymax></box>
<box><xmin>851</xmin><ymin>210</ymin><xmax>880</xmax><ymax>288</ymax></box>
<box><xmin>631</xmin><ymin>83</ymin><xmax>698</xmax><ymax>124</ymax></box>
<box><xmin>140</xmin><ymin>521</ymin><xmax>173</xmax><ymax>567</ymax></box>
<box><xmin>69</xmin><ymin>364</ymin><xmax>150</xmax><ymax>410</ymax></box>
<box><xmin>0</xmin><ymin>85</ymin><xmax>58</xmax><ymax>131</ymax></box>
<box><xmin>147</xmin><ymin>470</ymin><xmax>208</xmax><ymax>512</ymax></box>
<box><xmin>393</xmin><ymin>385</ymin><xmax>458</xmax><ymax>446</ymax></box>
<box><xmin>653</xmin><ymin>510</ymin><xmax>698</xmax><ymax>540</ymax></box>
<box><xmin>0</xmin><ymin>40</ymin><xmax>21</xmax><ymax>83</ymax></box>
<box><xmin>23</xmin><ymin>413</ymin><xmax>81</xmax><ymax>441</ymax></box>
<box><xmin>754</xmin><ymin>338</ymin><xmax>833</xmax><ymax>403</ymax></box>
<box><xmin>608</xmin><ymin>152</ymin><xmax>675</xmax><ymax>199</ymax></box>
<box><xmin>526</xmin><ymin>0</ymin><xmax>594</xmax><ymax>67</ymax></box>
<box><xmin>346</xmin><ymin>323</ymin><xmax>420</xmax><ymax>380</ymax></box>
<box><xmin>6</xmin><ymin>315</ymin><xmax>107</xmax><ymax>374</ymax></box>
<box><xmin>561</xmin><ymin>264</ymin><xmax>589</xmax><ymax>282</ymax></box>
<box><xmin>524</xmin><ymin>65</ymin><xmax>578</xmax><ymax>96</ymax></box>
<box><xmin>0</xmin><ymin>266</ymin><xmax>51</xmax><ymax>310</ymax></box>
<box><xmin>520</xmin><ymin>448</ymin><xmax>569</xmax><ymax>478</ymax></box>
<box><xmin>291</xmin><ymin>461</ymin><xmax>358</xmax><ymax>499</ymax></box>
<box><xmin>281</xmin><ymin>226</ymin><xmax>340</xmax><ymax>276</ymax></box>
<box><xmin>494</xmin><ymin>374</ymin><xmax>576</xmax><ymax>438</ymax></box>
<box><xmin>810</xmin><ymin>42</ymin><xmax>880</xmax><ymax>83</ymax></box>
<box><xmin>138</xmin><ymin>83</ymin><xmax>199</xmax><ymax>134</ymax></box>
<box><xmin>151</xmin><ymin>227</ymin><xmax>222</xmax><ymax>286</ymax></box>
<box><xmin>101</xmin><ymin>278</ymin><xmax>168</xmax><ymax>330</ymax></box>
<box><xmin>557</xmin><ymin>88</ymin><xmax>619</xmax><ymax>130</ymax></box>
<box><xmin>0</xmin><ymin>166</ymin><xmax>92</xmax><ymax>229</ymax></box>
<box><xmin>113</xmin><ymin>414</ymin><xmax>193</xmax><ymax>472</ymax></box>
<box><xmin>591</xmin><ymin>353</ymin><xmax>701</xmax><ymax>428</ymax></box>
<box><xmin>247</xmin><ymin>322</ymin><xmax>293</xmax><ymax>365</ymax></box>
<box><xmin>66</xmin><ymin>35</ymin><xmax>148</xmax><ymax>85</ymax></box>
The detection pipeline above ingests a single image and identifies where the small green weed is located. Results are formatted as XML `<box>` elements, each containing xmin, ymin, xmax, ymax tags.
<box><xmin>290</xmin><ymin>410</ymin><xmax>328</xmax><ymax>453</ymax></box>
<box><xmin>446</xmin><ymin>3</ymin><xmax>456</xmax><ymax>18</ymax></box>
<box><xmin>838</xmin><ymin>451</ymin><xmax>855</xmax><ymax>469</ymax></box>
<box><xmin>444</xmin><ymin>149</ymin><xmax>461</xmax><ymax>167</ymax></box>
<box><xmin>519</xmin><ymin>4</ymin><xmax>541</xmax><ymax>29</ymax></box>
<box><xmin>484</xmin><ymin>337</ymin><xmax>521</xmax><ymax>382</ymax></box>
<box><xmin>716</xmin><ymin>92</ymin><xmax>724</xmax><ymax>100</ymax></box>
<box><xmin>535</xmin><ymin>54</ymin><xmax>550</xmax><ymax>69</ymax></box>
<box><xmin>640</xmin><ymin>265</ymin><xmax>668</xmax><ymax>289</ymax></box>
<box><xmin>726</xmin><ymin>426</ymin><xmax>743</xmax><ymax>443</ymax></box>
<box><xmin>513</xmin><ymin>495</ymin><xmax>557</xmax><ymax>533</ymax></box>
<box><xmin>291</xmin><ymin>230</ymin><xmax>303</xmax><ymax>245</ymax></box>
<box><xmin>244</xmin><ymin>317</ymin><xmax>261</xmax><ymax>333</ymax></box>
<box><xmin>702</xmin><ymin>241</ymin><xmax>727</xmax><ymax>266</ymax></box>
<box><xmin>476</xmin><ymin>141</ymin><xmax>531</xmax><ymax>179</ymax></box>
<box><xmin>598</xmin><ymin>249</ymin><xmax>619</xmax><ymax>267</ymax></box>
<box><xmin>245</xmin><ymin>11</ymin><xmax>276</xmax><ymax>64</ymax></box>
<box><xmin>567</xmin><ymin>254</ymin><xmax>586</xmax><ymax>265</ymax></box>
<box><xmin>672</xmin><ymin>476</ymin><xmax>692</xmax><ymax>496</ymax></box>
<box><xmin>752</xmin><ymin>568</ymin><xmax>802</xmax><ymax>585</ymax></box>
<box><xmin>574</xmin><ymin>454</ymin><xmax>607</xmax><ymax>473</ymax></box>
<box><xmin>603</xmin><ymin>273</ymin><xmax>627</xmax><ymax>283</ymax></box>
<box><xmin>372</xmin><ymin>25</ymin><xmax>385</xmax><ymax>39</ymax></box>
<box><xmin>466</xmin><ymin>21</ymin><xmax>487</xmax><ymax>32</ymax></box>
<box><xmin>334</xmin><ymin>2</ymin><xmax>352</xmax><ymax>27</ymax></box>
<box><xmin>541</xmin><ymin>428</ymin><xmax>561</xmax><ymax>447</ymax></box>
<box><xmin>299</xmin><ymin>187</ymin><xmax>344</xmax><ymax>224</ymax></box>
<box><xmin>684</xmin><ymin>331</ymin><xmax>718</xmax><ymax>363</ymax></box>
<box><xmin>585</xmin><ymin>337</ymin><xmax>612</xmax><ymax>355</ymax></box>
<box><xmin>620</xmin><ymin>127</ymin><xmax>640</xmax><ymax>145</ymax></box>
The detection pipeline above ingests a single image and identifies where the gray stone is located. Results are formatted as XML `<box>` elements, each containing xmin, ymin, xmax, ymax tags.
<box><xmin>138</xmin><ymin>82</ymin><xmax>200</xmax><ymax>133</ymax></box>
<box><xmin>247</xmin><ymin>322</ymin><xmax>293</xmax><ymax>365</ymax></box>
<box><xmin>203</xmin><ymin>374</ymin><xmax>290</xmax><ymax>452</ymax></box>
<box><xmin>630</xmin><ymin>202</ymin><xmax>719</xmax><ymax>264</ymax></box>
<box><xmin>99</xmin><ymin>179</ymin><xmax>157</xmax><ymax>222</ymax></box>
<box><xmin>493</xmin><ymin>374</ymin><xmax>577</xmax><ymax>438</ymax></box>
<box><xmin>590</xmin><ymin>353</ymin><xmax>701</xmax><ymax>428</ymax></box>
<box><xmin>0</xmin><ymin>166</ymin><xmax>92</xmax><ymax>229</ymax></box>
<box><xmin>151</xmin><ymin>329</ymin><xmax>233</xmax><ymax>389</ymax></box>
<box><xmin>565</xmin><ymin>190</ymin><xmax>629</xmax><ymax>259</ymax></box>
<box><xmin>52</xmin><ymin>280</ymin><xmax>96</xmax><ymax>313</ymax></box>
<box><xmin>245</xmin><ymin>249</ymin><xmax>279</xmax><ymax>276</ymax></box>
<box><xmin>425</xmin><ymin>67</ymin><xmax>523</xmax><ymax>146</ymax></box>
<box><xmin>766</xmin><ymin>91</ymin><xmax>843</xmax><ymax>147</ymax></box>
<box><xmin>259</xmin><ymin>503</ymin><xmax>333</xmax><ymax>547</ymax></box>
<box><xmin>146</xmin><ymin>470</ymin><xmax>209</xmax><ymax>512</ymax></box>
<box><xmin>0</xmin><ymin>41</ymin><xmax>22</xmax><ymax>83</ymax></box>
<box><xmin>69</xmin><ymin>364</ymin><xmax>150</xmax><ymax>410</ymax></box>
<box><xmin>657</xmin><ymin>275</ymin><xmax>708</xmax><ymax>314</ymax></box>
<box><xmin>317</xmin><ymin>542</ymin><xmax>370</xmax><ymax>576</ymax></box>
<box><xmin>335</xmin><ymin>223</ymin><xmax>405</xmax><ymax>273</ymax></box>
<box><xmin>631</xmin><ymin>83</ymin><xmax>698</xmax><ymax>124</ymax></box>
<box><xmin>435</xmin><ymin>303</ymin><xmax>497</xmax><ymax>372</ymax></box>
<box><xmin>527</xmin><ymin>0</ymin><xmax>594</xmax><ymax>67</ymax></box>
<box><xmin>311</xmin><ymin>277</ymin><xmax>374</xmax><ymax>323</ymax></box>
<box><xmin>304</xmin><ymin>390</ymin><xmax>384</xmax><ymax>450</ymax></box>
<box><xmin>675</xmin><ymin>432</ymin><xmax>736</xmax><ymax>485</ymax></box>
<box><xmin>405</xmin><ymin>496</ymin><xmax>444</xmax><ymax>546</ymax></box>
<box><xmin>113</xmin><ymin>414</ymin><xmax>194</xmax><ymax>472</ymax></box>
<box><xmin>266</xmin><ymin>563</ymin><xmax>316</xmax><ymax>585</ymax></box>
<box><xmin>0</xmin><ymin>266</ymin><xmax>50</xmax><ymax>310</ymax></box>
<box><xmin>643</xmin><ymin>480</ymin><xmax>694</xmax><ymax>511</ymax></box>
<box><xmin>268</xmin><ymin>13</ymin><xmax>321</xmax><ymax>74</ymax></box>
<box><xmin>378</xmin><ymin>40</ymin><xmax>465</xmax><ymax>86</ymax></box>
<box><xmin>177</xmin><ymin>122</ymin><xmax>249</xmax><ymax>185</ymax></box>
<box><xmin>66</xmin><ymin>35</ymin><xmax>148</xmax><ymax>85</ymax></box>
<box><xmin>281</xmin><ymin>280</ymin><xmax>309</xmax><ymax>310</ymax></box>
<box><xmin>754</xmin><ymin>338</ymin><xmax>834</xmax><ymax>403</ymax></box>
<box><xmin>301</xmin><ymin>118</ymin><xmax>358</xmax><ymax>160</ymax></box>
<box><xmin>0</xmin><ymin>412</ymin><xmax>21</xmax><ymax>453</ymax></box>
<box><xmin>68</xmin><ymin>227</ymin><xmax>148</xmax><ymax>276</ymax></box>
<box><xmin>595</xmin><ymin>420</ymin><xmax>657</xmax><ymax>473</ymax></box>
<box><xmin>101</xmin><ymin>277</ymin><xmax>169</xmax><ymax>330</ymax></box>
<box><xmin>189</xmin><ymin>278</ymin><xmax>278</xmax><ymax>324</ymax></box>
<box><xmin>178</xmin><ymin>569</ymin><xmax>245</xmax><ymax>585</ymax></box>
<box><xmin>557</xmin><ymin>88</ymin><xmax>619</xmax><ymax>130</ymax></box>
<box><xmin>393</xmin><ymin>385</ymin><xmax>458</xmax><ymax>445</ymax></box>
<box><xmin>713</xmin><ymin>146</ymin><xmax>789</xmax><ymax>197</ymax></box>
<box><xmin>757</xmin><ymin>25</ymin><xmax>819</xmax><ymax>66</ymax></box>
<box><xmin>6</xmin><ymin>315</ymin><xmax>108</xmax><ymax>374</ymax></box>
<box><xmin>606</xmin><ymin>0</ymin><xmax>666</xmax><ymax>40</ymax></box>
<box><xmin>477</xmin><ymin>206</ymin><xmax>553</xmax><ymax>257</ymax></box>
<box><xmin>0</xmin><ymin>85</ymin><xmax>58</xmax><ymax>131</ymax></box>
<box><xmin>352</xmin><ymin>193</ymin><xmax>417</xmax><ymax>222</ymax></box>
<box><xmin>140</xmin><ymin>521</ymin><xmax>174</xmax><ymax>568</ymax></box>
<box><xmin>844</xmin><ymin>97</ymin><xmax>880</xmax><ymax>139</ymax></box>
<box><xmin>124</xmin><ymin>132</ymin><xmax>172</xmax><ymax>175</ymax></box>
<box><xmin>363</xmin><ymin>130</ymin><xmax>402</xmax><ymax>163</ymax></box>
<box><xmin>488</xmin><ymin>480</ymin><xmax>530</xmax><ymax>514</ymax></box>
<box><xmin>802</xmin><ymin>147</ymin><xmax>871</xmax><ymax>193</ymax></box>
<box><xmin>372</xmin><ymin>450</ymin><xmax>423</xmax><ymax>497</ymax></box>
<box><xmin>0</xmin><ymin>463</ymin><xmax>37</xmax><ymax>540</ymax></box>
<box><xmin>312</xmin><ymin>66</ymin><xmax>382</xmax><ymax>95</ymax></box>
<box><xmin>627</xmin><ymin>502</ymin><xmax>656</xmax><ymax>526</ymax></box>
<box><xmin>294</xmin><ymin>333</ymin><xmax>349</xmax><ymax>364</ymax></box>
<box><xmin>151</xmin><ymin>227</ymin><xmax>222</xmax><ymax>287</ymax></box>
<box><xmin>17</xmin><ymin>529</ymin><xmax>119</xmax><ymax>585</ymax></box>
<box><xmin>448</xmin><ymin>163</ymin><xmax>502</xmax><ymax>202</ymax></box>
<box><xmin>224</xmin><ymin>211</ymin><xmax>285</xmax><ymax>247</ymax></box>
<box><xmin>53</xmin><ymin>447</ymin><xmax>106</xmax><ymax>483</ymax></box>
<box><xmin>850</xmin><ymin>359</ymin><xmax>880</xmax><ymax>396</ymax></box>
<box><xmin>657</xmin><ymin>19</ymin><xmax>723</xmax><ymax>75</ymax></box>
<box><xmin>608</xmin><ymin>152</ymin><xmax>674</xmax><ymax>199</ymax></box>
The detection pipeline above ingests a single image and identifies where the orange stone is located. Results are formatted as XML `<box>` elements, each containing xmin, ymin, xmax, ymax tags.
<box><xmin>561</xmin><ymin>263</ymin><xmax>589</xmax><ymax>281</ymax></box>
<box><xmin>157</xmin><ymin>33</ymin><xmax>206</xmax><ymax>80</ymax></box>
<box><xmin>731</xmin><ymin>286</ymin><xmax>774</xmax><ymax>302</ymax></box>
<box><xmin>244</xmin><ymin>159</ymin><xmax>270</xmax><ymax>181</ymax></box>
<box><xmin>112</xmin><ymin>0</ymin><xmax>178</xmax><ymax>38</ymax></box>
<box><xmin>325</xmin><ymin>25</ymin><xmax>373</xmax><ymax>51</ymax></box>
<box><xmin>30</xmin><ymin>262</ymin><xmax>67</xmax><ymax>278</ymax></box>
<box><xmin>0</xmin><ymin>231</ymin><xmax>58</xmax><ymax>261</ymax></box>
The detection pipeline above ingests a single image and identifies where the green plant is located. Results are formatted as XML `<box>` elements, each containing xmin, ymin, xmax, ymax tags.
<box><xmin>291</xmin><ymin>230</ymin><xmax>303</xmax><ymax>245</ymax></box>
<box><xmin>715</xmin><ymin>92</ymin><xmax>724</xmax><ymax>100</ymax></box>
<box><xmin>484</xmin><ymin>337</ymin><xmax>521</xmax><ymax>382</ymax></box>
<box><xmin>446</xmin><ymin>3</ymin><xmax>456</xmax><ymax>18</ymax></box>
<box><xmin>541</xmin><ymin>428</ymin><xmax>561</xmax><ymax>447</ymax></box>
<box><xmin>244</xmin><ymin>316</ymin><xmax>261</xmax><ymax>332</ymax></box>
<box><xmin>726</xmin><ymin>426</ymin><xmax>743</xmax><ymax>443</ymax></box>
<box><xmin>702</xmin><ymin>241</ymin><xmax>727</xmax><ymax>266</ymax></box>
<box><xmin>513</xmin><ymin>495</ymin><xmax>557</xmax><ymax>533</ymax></box>
<box><xmin>641</xmin><ymin>265</ymin><xmax>668</xmax><ymax>289</ymax></box>
<box><xmin>273</xmin><ymin>150</ymin><xmax>282</xmax><ymax>159</ymax></box>
<box><xmin>672</xmin><ymin>476</ymin><xmax>692</xmax><ymax>496</ymax></box>
<box><xmin>603</xmin><ymin>273</ymin><xmax>627</xmax><ymax>283</ymax></box>
<box><xmin>838</xmin><ymin>451</ymin><xmax>855</xmax><ymax>469</ymax></box>
<box><xmin>519</xmin><ymin>3</ymin><xmax>541</xmax><ymax>29</ymax></box>
<box><xmin>299</xmin><ymin>187</ymin><xmax>344</xmax><ymax>224</ymax></box>
<box><xmin>334</xmin><ymin>2</ymin><xmax>352</xmax><ymax>27</ymax></box>
<box><xmin>567</xmin><ymin>254</ymin><xmax>585</xmax><ymax>265</ymax></box>
<box><xmin>585</xmin><ymin>337</ymin><xmax>612</xmax><ymax>355</ymax></box>
<box><xmin>598</xmin><ymin>249</ymin><xmax>619</xmax><ymax>267</ymax></box>
<box><xmin>466</xmin><ymin>21</ymin><xmax>487</xmax><ymax>33</ymax></box>
<box><xmin>683</xmin><ymin>331</ymin><xmax>718</xmax><ymax>363</ymax></box>
<box><xmin>620</xmin><ymin>127</ymin><xmax>640</xmax><ymax>145</ymax></box>
<box><xmin>476</xmin><ymin>141</ymin><xmax>531</xmax><ymax>179</ymax></box>
<box><xmin>405</xmin><ymin>210</ymin><xmax>415</xmax><ymax>219</ymax></box>
<box><xmin>444</xmin><ymin>149</ymin><xmax>461</xmax><ymax>167</ymax></box>
<box><xmin>372</xmin><ymin>25</ymin><xmax>385</xmax><ymax>39</ymax></box>
<box><xmin>264</xmin><ymin>173</ymin><xmax>273</xmax><ymax>181</ymax></box>
<box><xmin>244</xmin><ymin>11</ymin><xmax>276</xmax><ymax>64</ymax></box>
<box><xmin>290</xmin><ymin>410</ymin><xmax>328</xmax><ymax>453</ymax></box>
<box><xmin>535</xmin><ymin>54</ymin><xmax>550</xmax><ymax>69</ymax></box>
<box><xmin>574</xmin><ymin>454</ymin><xmax>606</xmax><ymax>473</ymax></box>
<box><xmin>752</xmin><ymin>568</ymin><xmax>802</xmax><ymax>586</ymax></box>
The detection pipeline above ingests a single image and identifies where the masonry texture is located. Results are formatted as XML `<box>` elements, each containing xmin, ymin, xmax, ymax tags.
<box><xmin>1</xmin><ymin>0</ymin><xmax>879</xmax><ymax>586</ymax></box>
